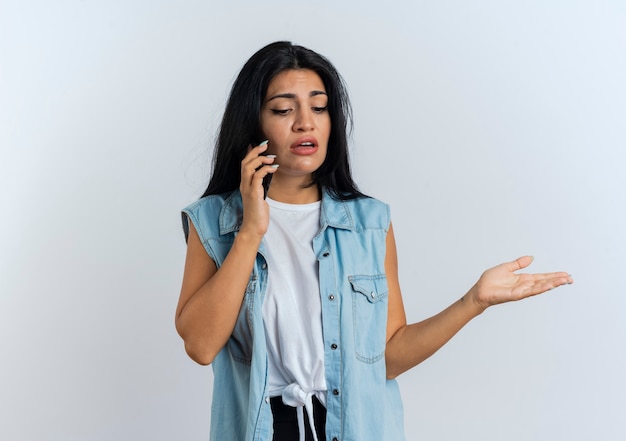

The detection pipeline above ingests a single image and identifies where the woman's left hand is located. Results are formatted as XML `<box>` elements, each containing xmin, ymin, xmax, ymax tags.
<box><xmin>468</xmin><ymin>256</ymin><xmax>573</xmax><ymax>311</ymax></box>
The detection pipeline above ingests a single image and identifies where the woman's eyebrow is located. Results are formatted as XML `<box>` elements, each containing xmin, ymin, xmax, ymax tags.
<box><xmin>266</xmin><ymin>90</ymin><xmax>327</xmax><ymax>102</ymax></box>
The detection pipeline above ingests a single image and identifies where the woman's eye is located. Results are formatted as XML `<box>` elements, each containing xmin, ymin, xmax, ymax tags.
<box><xmin>271</xmin><ymin>109</ymin><xmax>291</xmax><ymax>115</ymax></box>
<box><xmin>312</xmin><ymin>106</ymin><xmax>328</xmax><ymax>113</ymax></box>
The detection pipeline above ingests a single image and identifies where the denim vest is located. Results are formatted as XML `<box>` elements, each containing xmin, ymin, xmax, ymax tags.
<box><xmin>182</xmin><ymin>189</ymin><xmax>405</xmax><ymax>441</ymax></box>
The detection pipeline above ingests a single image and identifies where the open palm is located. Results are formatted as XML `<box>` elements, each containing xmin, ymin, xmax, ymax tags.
<box><xmin>471</xmin><ymin>256</ymin><xmax>573</xmax><ymax>310</ymax></box>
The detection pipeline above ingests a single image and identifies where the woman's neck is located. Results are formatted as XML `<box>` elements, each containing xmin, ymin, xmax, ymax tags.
<box><xmin>266</xmin><ymin>176</ymin><xmax>320</xmax><ymax>204</ymax></box>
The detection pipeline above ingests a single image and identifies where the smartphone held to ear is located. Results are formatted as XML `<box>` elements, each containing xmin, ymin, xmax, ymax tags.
<box><xmin>253</xmin><ymin>140</ymin><xmax>275</xmax><ymax>199</ymax></box>
<box><xmin>262</xmin><ymin>173</ymin><xmax>272</xmax><ymax>199</ymax></box>
<box><xmin>260</xmin><ymin>153</ymin><xmax>277</xmax><ymax>199</ymax></box>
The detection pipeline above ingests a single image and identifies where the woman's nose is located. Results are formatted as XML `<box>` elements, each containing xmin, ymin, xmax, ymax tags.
<box><xmin>293</xmin><ymin>110</ymin><xmax>314</xmax><ymax>131</ymax></box>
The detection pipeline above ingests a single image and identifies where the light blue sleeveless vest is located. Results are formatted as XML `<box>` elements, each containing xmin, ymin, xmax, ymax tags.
<box><xmin>182</xmin><ymin>189</ymin><xmax>405</xmax><ymax>441</ymax></box>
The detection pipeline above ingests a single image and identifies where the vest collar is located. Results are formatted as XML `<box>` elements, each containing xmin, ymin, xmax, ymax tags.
<box><xmin>319</xmin><ymin>190</ymin><xmax>356</xmax><ymax>232</ymax></box>
<box><xmin>218</xmin><ymin>189</ymin><xmax>356</xmax><ymax>236</ymax></box>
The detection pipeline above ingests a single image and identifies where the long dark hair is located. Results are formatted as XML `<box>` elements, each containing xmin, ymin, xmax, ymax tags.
<box><xmin>201</xmin><ymin>41</ymin><xmax>365</xmax><ymax>200</ymax></box>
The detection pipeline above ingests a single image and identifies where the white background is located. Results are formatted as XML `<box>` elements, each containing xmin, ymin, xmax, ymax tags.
<box><xmin>1</xmin><ymin>1</ymin><xmax>625</xmax><ymax>440</ymax></box>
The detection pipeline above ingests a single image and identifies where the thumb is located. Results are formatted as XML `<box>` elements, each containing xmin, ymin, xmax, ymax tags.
<box><xmin>504</xmin><ymin>255</ymin><xmax>534</xmax><ymax>272</ymax></box>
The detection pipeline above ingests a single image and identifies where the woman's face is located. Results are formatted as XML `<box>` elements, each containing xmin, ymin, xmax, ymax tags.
<box><xmin>259</xmin><ymin>69</ymin><xmax>331</xmax><ymax>182</ymax></box>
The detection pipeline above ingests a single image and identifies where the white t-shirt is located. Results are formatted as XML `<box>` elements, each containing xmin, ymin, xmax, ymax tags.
<box><xmin>262</xmin><ymin>197</ymin><xmax>327</xmax><ymax>414</ymax></box>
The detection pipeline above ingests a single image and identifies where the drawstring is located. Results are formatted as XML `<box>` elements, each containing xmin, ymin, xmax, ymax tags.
<box><xmin>281</xmin><ymin>383</ymin><xmax>319</xmax><ymax>441</ymax></box>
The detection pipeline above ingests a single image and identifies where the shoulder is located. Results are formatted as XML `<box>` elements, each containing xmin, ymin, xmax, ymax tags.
<box><xmin>347</xmin><ymin>196</ymin><xmax>390</xmax><ymax>230</ymax></box>
<box><xmin>183</xmin><ymin>191</ymin><xmax>237</xmax><ymax>216</ymax></box>
<box><xmin>181</xmin><ymin>191</ymin><xmax>241</xmax><ymax>242</ymax></box>
<box><xmin>323</xmin><ymin>192</ymin><xmax>390</xmax><ymax>232</ymax></box>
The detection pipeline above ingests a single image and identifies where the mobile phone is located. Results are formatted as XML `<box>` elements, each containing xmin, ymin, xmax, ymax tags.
<box><xmin>260</xmin><ymin>151</ymin><xmax>274</xmax><ymax>200</ymax></box>
<box><xmin>254</xmin><ymin>138</ymin><xmax>273</xmax><ymax>199</ymax></box>
<box><xmin>262</xmin><ymin>172</ymin><xmax>273</xmax><ymax>200</ymax></box>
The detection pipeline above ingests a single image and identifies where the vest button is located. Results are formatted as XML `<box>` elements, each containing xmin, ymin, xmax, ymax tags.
<box><xmin>332</xmin><ymin>389</ymin><xmax>339</xmax><ymax>395</ymax></box>
<box><xmin>332</xmin><ymin>438</ymin><xmax>339</xmax><ymax>441</ymax></box>
<box><xmin>328</xmin><ymin>294</ymin><xmax>335</xmax><ymax>301</ymax></box>
<box><xmin>261</xmin><ymin>263</ymin><xmax>267</xmax><ymax>269</ymax></box>
<box><xmin>322</xmin><ymin>252</ymin><xmax>330</xmax><ymax>257</ymax></box>
<box><xmin>331</xmin><ymin>343</ymin><xmax>338</xmax><ymax>350</ymax></box>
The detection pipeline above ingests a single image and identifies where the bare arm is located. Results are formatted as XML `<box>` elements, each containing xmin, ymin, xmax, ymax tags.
<box><xmin>384</xmin><ymin>223</ymin><xmax>573</xmax><ymax>379</ymax></box>
<box><xmin>175</xmin><ymin>143</ymin><xmax>277</xmax><ymax>365</ymax></box>
<box><xmin>175</xmin><ymin>223</ymin><xmax>262</xmax><ymax>365</ymax></box>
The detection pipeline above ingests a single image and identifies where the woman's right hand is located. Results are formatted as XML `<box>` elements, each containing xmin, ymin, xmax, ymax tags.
<box><xmin>176</xmin><ymin>142</ymin><xmax>277</xmax><ymax>365</ymax></box>
<box><xmin>239</xmin><ymin>141</ymin><xmax>278</xmax><ymax>238</ymax></box>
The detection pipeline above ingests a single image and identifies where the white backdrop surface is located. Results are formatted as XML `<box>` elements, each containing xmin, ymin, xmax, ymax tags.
<box><xmin>1</xmin><ymin>1</ymin><xmax>625</xmax><ymax>440</ymax></box>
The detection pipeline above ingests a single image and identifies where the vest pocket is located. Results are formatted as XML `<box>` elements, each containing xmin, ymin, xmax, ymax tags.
<box><xmin>349</xmin><ymin>274</ymin><xmax>388</xmax><ymax>363</ymax></box>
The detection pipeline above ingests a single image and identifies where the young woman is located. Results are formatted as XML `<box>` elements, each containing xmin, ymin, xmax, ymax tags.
<box><xmin>175</xmin><ymin>41</ymin><xmax>572</xmax><ymax>441</ymax></box>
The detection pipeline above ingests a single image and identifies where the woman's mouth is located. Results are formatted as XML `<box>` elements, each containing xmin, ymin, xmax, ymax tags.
<box><xmin>290</xmin><ymin>137</ymin><xmax>319</xmax><ymax>155</ymax></box>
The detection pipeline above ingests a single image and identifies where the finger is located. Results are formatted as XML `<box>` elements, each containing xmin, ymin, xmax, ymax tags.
<box><xmin>255</xmin><ymin>155</ymin><xmax>277</xmax><ymax>170</ymax></box>
<box><xmin>243</xmin><ymin>164</ymin><xmax>278</xmax><ymax>199</ymax></box>
<box><xmin>514</xmin><ymin>274</ymin><xmax>573</xmax><ymax>299</ymax></box>
<box><xmin>513</xmin><ymin>274</ymin><xmax>573</xmax><ymax>297</ymax></box>
<box><xmin>241</xmin><ymin>141</ymin><xmax>269</xmax><ymax>166</ymax></box>
<box><xmin>241</xmin><ymin>145</ymin><xmax>274</xmax><ymax>184</ymax></box>
<box><xmin>242</xmin><ymin>145</ymin><xmax>269</xmax><ymax>165</ymax></box>
<box><xmin>522</xmin><ymin>271</ymin><xmax>572</xmax><ymax>282</ymax></box>
<box><xmin>245</xmin><ymin>140</ymin><xmax>269</xmax><ymax>156</ymax></box>
<box><xmin>243</xmin><ymin>153</ymin><xmax>275</xmax><ymax>171</ymax></box>
<box><xmin>251</xmin><ymin>163</ymin><xmax>279</xmax><ymax>186</ymax></box>
<box><xmin>526</xmin><ymin>278</ymin><xmax>571</xmax><ymax>297</ymax></box>
<box><xmin>242</xmin><ymin>155</ymin><xmax>276</xmax><ymax>181</ymax></box>
<box><xmin>500</xmin><ymin>255</ymin><xmax>534</xmax><ymax>273</ymax></box>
